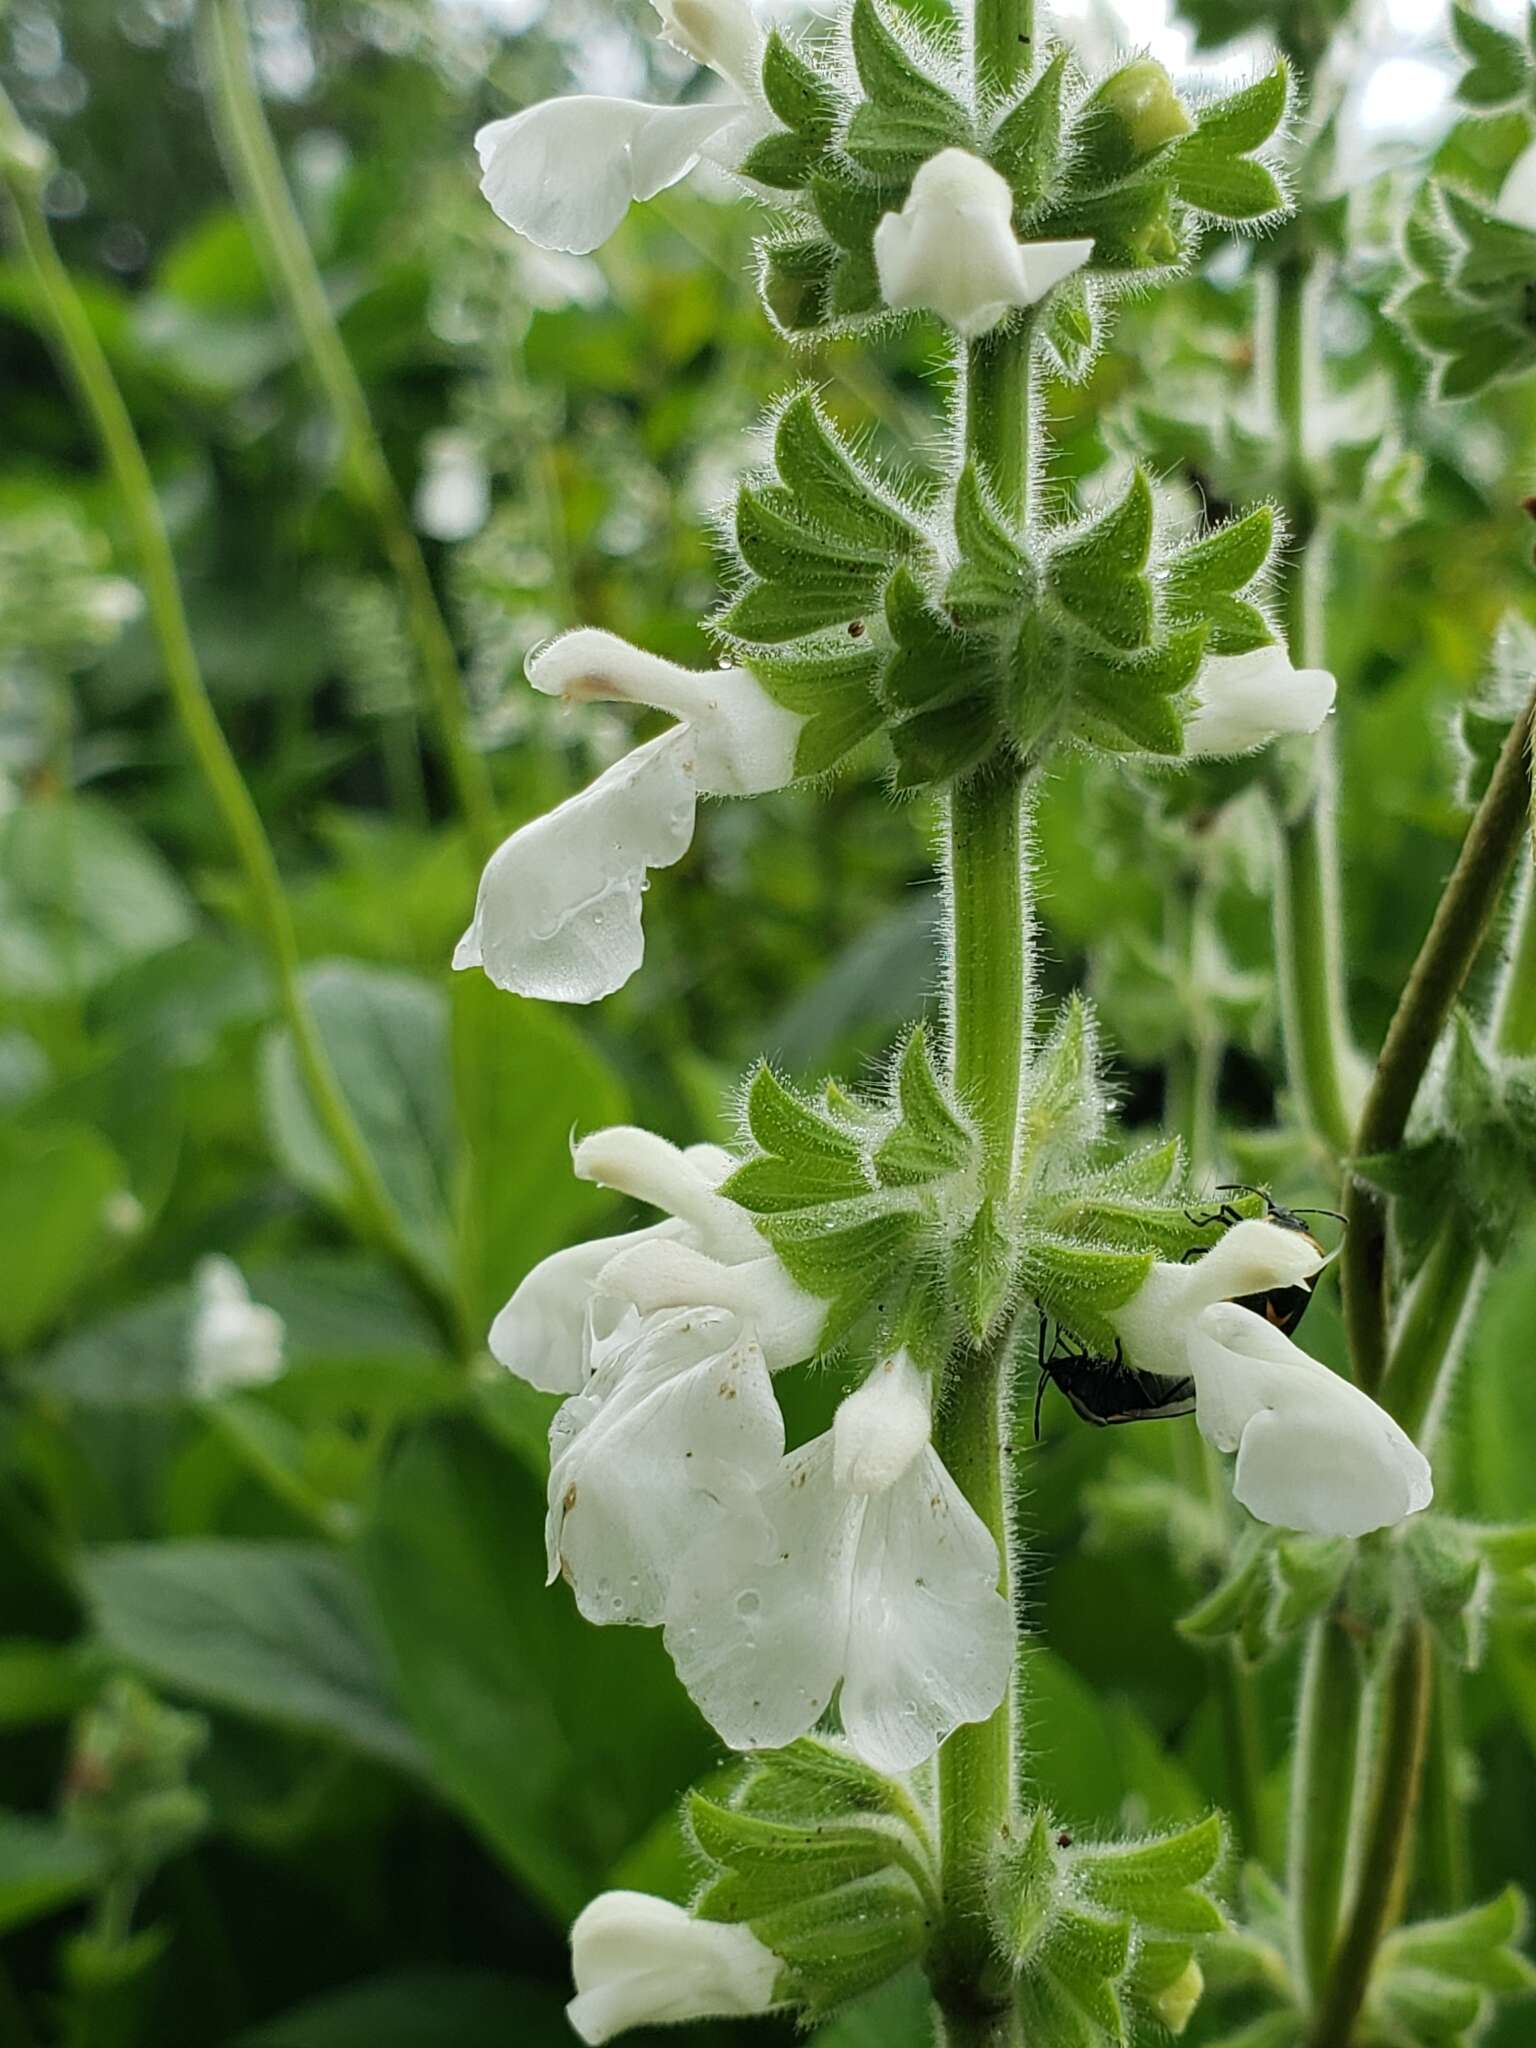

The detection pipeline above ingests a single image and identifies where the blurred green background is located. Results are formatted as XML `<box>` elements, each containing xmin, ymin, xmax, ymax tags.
<box><xmin>3</xmin><ymin>0</ymin><xmax>1536</xmax><ymax>2042</ymax></box>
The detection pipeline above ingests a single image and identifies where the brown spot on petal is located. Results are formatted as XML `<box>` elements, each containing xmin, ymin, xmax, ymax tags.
<box><xmin>563</xmin><ymin>1484</ymin><xmax>578</xmax><ymax>1513</ymax></box>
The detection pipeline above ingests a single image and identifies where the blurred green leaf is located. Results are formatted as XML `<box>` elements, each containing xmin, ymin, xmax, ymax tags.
<box><xmin>0</xmin><ymin>1122</ymin><xmax>122</xmax><ymax>1352</ymax></box>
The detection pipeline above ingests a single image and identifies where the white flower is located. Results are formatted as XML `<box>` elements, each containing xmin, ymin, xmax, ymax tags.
<box><xmin>413</xmin><ymin>430</ymin><xmax>489</xmax><ymax>542</ymax></box>
<box><xmin>567</xmin><ymin>1890</ymin><xmax>780</xmax><ymax>2044</ymax></box>
<box><xmin>453</xmin><ymin>631</ymin><xmax>802</xmax><ymax>1004</ymax></box>
<box><xmin>1495</xmin><ymin>139</ymin><xmax>1536</xmax><ymax>232</ymax></box>
<box><xmin>873</xmin><ymin>149</ymin><xmax>1094</xmax><ymax>338</ymax></box>
<box><xmin>187</xmin><ymin>1257</ymin><xmax>285</xmax><ymax>1399</ymax></box>
<box><xmin>1188</xmin><ymin>1302</ymin><xmax>1433</xmax><ymax>1538</ymax></box>
<box><xmin>664</xmin><ymin>1352</ymin><xmax>1012</xmax><ymax>1771</ymax></box>
<box><xmin>1110</xmin><ymin>1217</ymin><xmax>1328</xmax><ymax>1381</ymax></box>
<box><xmin>1182</xmin><ymin>646</ymin><xmax>1337</xmax><ymax>758</ymax></box>
<box><xmin>546</xmin><ymin>1305</ymin><xmax>784</xmax><ymax>1625</ymax></box>
<box><xmin>1107</xmin><ymin>1221</ymin><xmax>1432</xmax><ymax>1538</ymax></box>
<box><xmin>488</xmin><ymin>1127</ymin><xmax>821</xmax><ymax>1390</ymax></box>
<box><xmin>475</xmin><ymin>1</ymin><xmax>764</xmax><ymax>255</ymax></box>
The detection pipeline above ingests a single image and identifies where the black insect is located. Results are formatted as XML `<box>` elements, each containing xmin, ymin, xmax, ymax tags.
<box><xmin>1032</xmin><ymin>1316</ymin><xmax>1194</xmax><ymax>1437</ymax></box>
<box><xmin>1183</xmin><ymin>1183</ymin><xmax>1343</xmax><ymax>1341</ymax></box>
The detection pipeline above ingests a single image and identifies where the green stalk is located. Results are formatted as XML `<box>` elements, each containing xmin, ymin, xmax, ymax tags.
<box><xmin>1379</xmin><ymin>1217</ymin><xmax>1481</xmax><ymax>1445</ymax></box>
<box><xmin>197</xmin><ymin>0</ymin><xmax>498</xmax><ymax>865</ymax></box>
<box><xmin>1288</xmin><ymin>1614</ymin><xmax>1364</xmax><ymax>2007</ymax></box>
<box><xmin>1308</xmin><ymin>1622</ymin><xmax>1434</xmax><ymax>2048</ymax></box>
<box><xmin>1422</xmin><ymin>1655</ymin><xmax>1471</xmax><ymax>1914</ymax></box>
<box><xmin>1266</xmin><ymin>256</ymin><xmax>1354</xmax><ymax>1162</ymax></box>
<box><xmin>1340</xmin><ymin>684</ymin><xmax>1535</xmax><ymax>1395</ymax></box>
<box><xmin>0</xmin><ymin>103</ymin><xmax>449</xmax><ymax>1320</ymax></box>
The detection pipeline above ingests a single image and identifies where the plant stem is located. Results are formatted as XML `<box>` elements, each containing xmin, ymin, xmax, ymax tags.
<box><xmin>1288</xmin><ymin>1613</ymin><xmax>1364</xmax><ymax>2008</ymax></box>
<box><xmin>197</xmin><ymin>0</ymin><xmax>498</xmax><ymax>865</ymax></box>
<box><xmin>0</xmin><ymin>106</ymin><xmax>449</xmax><ymax>1320</ymax></box>
<box><xmin>948</xmin><ymin>770</ymin><xmax>1030</xmax><ymax>1203</ymax></box>
<box><xmin>1266</xmin><ymin>253</ymin><xmax>1355</xmax><ymax>1163</ymax></box>
<box><xmin>1340</xmin><ymin>685</ymin><xmax>1535</xmax><ymax>1395</ymax></box>
<box><xmin>1422</xmin><ymin>1655</ymin><xmax>1471</xmax><ymax>1914</ymax></box>
<box><xmin>1379</xmin><ymin>1217</ymin><xmax>1481</xmax><ymax>1444</ymax></box>
<box><xmin>1308</xmin><ymin>1621</ymin><xmax>1434</xmax><ymax>2048</ymax></box>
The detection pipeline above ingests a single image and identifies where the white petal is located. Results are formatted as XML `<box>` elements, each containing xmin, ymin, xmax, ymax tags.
<box><xmin>1183</xmin><ymin>647</ymin><xmax>1337</xmax><ymax>758</ymax></box>
<box><xmin>874</xmin><ymin>149</ymin><xmax>1091</xmax><ymax>338</ymax></box>
<box><xmin>596</xmin><ymin>1239</ymin><xmax>825</xmax><ymax>1369</ymax></box>
<box><xmin>568</xmin><ymin>1891</ymin><xmax>779</xmax><ymax>2044</ymax></box>
<box><xmin>547</xmin><ymin>1307</ymin><xmax>783</xmax><ymax>1625</ymax></box>
<box><xmin>1178</xmin><ymin>1217</ymin><xmax>1326</xmax><ymax>1313</ymax></box>
<box><xmin>573</xmin><ymin>1124</ymin><xmax>760</xmax><ymax>1258</ymax></box>
<box><xmin>840</xmin><ymin>1447</ymin><xmax>1012</xmax><ymax>1773</ymax></box>
<box><xmin>1189</xmin><ymin>1302</ymin><xmax>1433</xmax><ymax>1538</ymax></box>
<box><xmin>487</xmin><ymin>1223</ymin><xmax>677</xmax><ymax>1392</ymax></box>
<box><xmin>475</xmin><ymin>97</ymin><xmax>743</xmax><ymax>254</ymax></box>
<box><xmin>527</xmin><ymin>628</ymin><xmax>802</xmax><ymax>796</ymax></box>
<box><xmin>453</xmin><ymin>730</ymin><xmax>697</xmax><ymax>1004</ymax></box>
<box><xmin>832</xmin><ymin>1352</ymin><xmax>931</xmax><ymax>1492</ymax></box>
<box><xmin>1496</xmin><ymin>139</ymin><xmax>1536</xmax><ymax>232</ymax></box>
<box><xmin>664</xmin><ymin>1436</ymin><xmax>854</xmax><ymax>1751</ymax></box>
<box><xmin>651</xmin><ymin>0</ymin><xmax>763</xmax><ymax>94</ymax></box>
<box><xmin>188</xmin><ymin>1258</ymin><xmax>284</xmax><ymax>1398</ymax></box>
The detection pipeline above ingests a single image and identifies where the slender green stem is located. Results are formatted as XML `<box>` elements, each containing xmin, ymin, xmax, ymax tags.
<box><xmin>1340</xmin><ymin>685</ymin><xmax>1535</xmax><ymax>1395</ymax></box>
<box><xmin>1380</xmin><ymin>1218</ymin><xmax>1481</xmax><ymax>1445</ymax></box>
<box><xmin>948</xmin><ymin>771</ymin><xmax>1030</xmax><ymax>1202</ymax></box>
<box><xmin>974</xmin><ymin>0</ymin><xmax>1034</xmax><ymax>101</ymax></box>
<box><xmin>0</xmin><ymin>106</ymin><xmax>451</xmax><ymax>1321</ymax></box>
<box><xmin>1309</xmin><ymin>1622</ymin><xmax>1434</xmax><ymax>2048</ymax></box>
<box><xmin>1288</xmin><ymin>1614</ymin><xmax>1364</xmax><ymax>2008</ymax></box>
<box><xmin>965</xmin><ymin>333</ymin><xmax>1033</xmax><ymax>529</ymax></box>
<box><xmin>1493</xmin><ymin>863</ymin><xmax>1536</xmax><ymax>1055</ymax></box>
<box><xmin>197</xmin><ymin>0</ymin><xmax>497</xmax><ymax>865</ymax></box>
<box><xmin>1422</xmin><ymin>1655</ymin><xmax>1471</xmax><ymax>1914</ymax></box>
<box><xmin>1266</xmin><ymin>254</ymin><xmax>1355</xmax><ymax>1163</ymax></box>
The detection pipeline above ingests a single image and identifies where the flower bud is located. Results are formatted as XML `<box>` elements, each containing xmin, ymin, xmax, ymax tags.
<box><xmin>1182</xmin><ymin>646</ymin><xmax>1336</xmax><ymax>758</ymax></box>
<box><xmin>1154</xmin><ymin>1957</ymin><xmax>1205</xmax><ymax>2036</ymax></box>
<box><xmin>873</xmin><ymin>149</ymin><xmax>1093</xmax><ymax>339</ymax></box>
<box><xmin>1077</xmin><ymin>61</ymin><xmax>1193</xmax><ymax>183</ymax></box>
<box><xmin>187</xmin><ymin>1257</ymin><xmax>285</xmax><ymax>1400</ymax></box>
<box><xmin>651</xmin><ymin>0</ymin><xmax>761</xmax><ymax>96</ymax></box>
<box><xmin>567</xmin><ymin>1890</ymin><xmax>781</xmax><ymax>2043</ymax></box>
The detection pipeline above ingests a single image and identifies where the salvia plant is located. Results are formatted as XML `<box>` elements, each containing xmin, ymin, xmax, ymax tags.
<box><xmin>4</xmin><ymin>0</ymin><xmax>1536</xmax><ymax>2043</ymax></box>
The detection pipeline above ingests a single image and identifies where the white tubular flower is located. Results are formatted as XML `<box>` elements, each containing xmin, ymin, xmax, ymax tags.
<box><xmin>1110</xmin><ymin>1218</ymin><xmax>1328</xmax><ymax>1381</ymax></box>
<box><xmin>476</xmin><ymin>1</ymin><xmax>763</xmax><ymax>255</ymax></box>
<box><xmin>454</xmin><ymin>634</ymin><xmax>802</xmax><ymax>1005</ymax></box>
<box><xmin>546</xmin><ymin>1306</ymin><xmax>784</xmax><ymax>1626</ymax></box>
<box><xmin>665</xmin><ymin>1352</ymin><xmax>1012</xmax><ymax>1771</ymax></box>
<box><xmin>1182</xmin><ymin>646</ymin><xmax>1337</xmax><ymax>758</ymax></box>
<box><xmin>187</xmin><ymin>1257</ymin><xmax>284</xmax><ymax>1400</ymax></box>
<box><xmin>567</xmin><ymin>1891</ymin><xmax>780</xmax><ymax>2045</ymax></box>
<box><xmin>1495</xmin><ymin>139</ymin><xmax>1536</xmax><ymax>231</ymax></box>
<box><xmin>1188</xmin><ymin>1303</ymin><xmax>1433</xmax><ymax>1538</ymax></box>
<box><xmin>873</xmin><ymin>149</ymin><xmax>1094</xmax><ymax>338</ymax></box>
<box><xmin>488</xmin><ymin>1130</ymin><xmax>823</xmax><ymax>1391</ymax></box>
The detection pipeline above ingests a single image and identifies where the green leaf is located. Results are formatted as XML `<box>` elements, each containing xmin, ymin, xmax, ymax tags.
<box><xmin>736</xmin><ymin>485</ymin><xmax>890</xmax><ymax>583</ymax></box>
<box><xmin>846</xmin><ymin>0</ymin><xmax>970</xmax><ymax>177</ymax></box>
<box><xmin>740</xmin><ymin>129</ymin><xmax>825</xmax><ymax>189</ymax></box>
<box><xmin>1452</xmin><ymin>5</ymin><xmax>1531</xmax><ymax>104</ymax></box>
<box><xmin>720</xmin><ymin>573</ymin><xmax>884</xmax><ymax>643</ymax></box>
<box><xmin>762</xmin><ymin>234</ymin><xmax>837</xmax><ymax>330</ymax></box>
<box><xmin>1170</xmin><ymin>143</ymin><xmax>1284</xmax><ymax>221</ymax></box>
<box><xmin>769</xmin><ymin>1208</ymin><xmax>924</xmax><ymax>1347</ymax></box>
<box><xmin>450</xmin><ymin>976</ymin><xmax>627</xmax><ymax>1338</ymax></box>
<box><xmin>0</xmin><ymin>796</ymin><xmax>196</xmax><ymax>1001</ymax></box>
<box><xmin>1163</xmin><ymin>507</ymin><xmax>1274</xmax><ymax>605</ymax></box>
<box><xmin>231</xmin><ymin>1971</ymin><xmax>568</xmax><ymax>2048</ymax></box>
<box><xmin>1049</xmin><ymin>473</ymin><xmax>1156</xmax><ymax>651</ymax></box>
<box><xmin>262</xmin><ymin>962</ymin><xmax>455</xmax><ymax>1291</ymax></box>
<box><xmin>359</xmin><ymin>1418</ymin><xmax>714</xmax><ymax>1917</ymax></box>
<box><xmin>761</xmin><ymin>31</ymin><xmax>841</xmax><ymax>138</ymax></box>
<box><xmin>773</xmin><ymin>393</ymin><xmax>922</xmax><ymax>555</ymax></box>
<box><xmin>0</xmin><ymin>1813</ymin><xmax>106</xmax><ymax>1936</ymax></box>
<box><xmin>812</xmin><ymin>169</ymin><xmax>890</xmax><ymax>251</ymax></box>
<box><xmin>0</xmin><ymin>1121</ymin><xmax>121</xmax><ymax>1352</ymax></box>
<box><xmin>752</xmin><ymin>645</ymin><xmax>888</xmax><ymax>776</ymax></box>
<box><xmin>891</xmin><ymin>693</ymin><xmax>1000</xmax><ymax>788</ymax></box>
<box><xmin>744</xmin><ymin>1063</ymin><xmax>866</xmax><ymax>1163</ymax></box>
<box><xmin>989</xmin><ymin>49</ymin><xmax>1067</xmax><ymax>204</ymax></box>
<box><xmin>82</xmin><ymin>1542</ymin><xmax>427</xmax><ymax>1775</ymax></box>
<box><xmin>1192</xmin><ymin>63</ymin><xmax>1289</xmax><ymax>151</ymax></box>
<box><xmin>1022</xmin><ymin>1238</ymin><xmax>1153</xmax><ymax>1351</ymax></box>
<box><xmin>874</xmin><ymin>1026</ymin><xmax>974</xmax><ymax>1185</ymax></box>
<box><xmin>883</xmin><ymin>568</ymin><xmax>1000</xmax><ymax>710</ymax></box>
<box><xmin>947</xmin><ymin>466</ymin><xmax>1031</xmax><ymax>625</ymax></box>
<box><xmin>956</xmin><ymin>1197</ymin><xmax>1014</xmax><ymax>1340</ymax></box>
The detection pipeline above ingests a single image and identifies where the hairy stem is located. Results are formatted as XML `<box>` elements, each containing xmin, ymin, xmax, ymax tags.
<box><xmin>1340</xmin><ymin>685</ymin><xmax>1535</xmax><ymax>1395</ymax></box>
<box><xmin>1266</xmin><ymin>254</ymin><xmax>1355</xmax><ymax>1161</ymax></box>
<box><xmin>1289</xmin><ymin>1614</ymin><xmax>1364</xmax><ymax>2008</ymax></box>
<box><xmin>1308</xmin><ymin>1621</ymin><xmax>1434</xmax><ymax>2048</ymax></box>
<box><xmin>198</xmin><ymin>0</ymin><xmax>498</xmax><ymax>865</ymax></box>
<box><xmin>0</xmin><ymin>106</ymin><xmax>454</xmax><ymax>1325</ymax></box>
